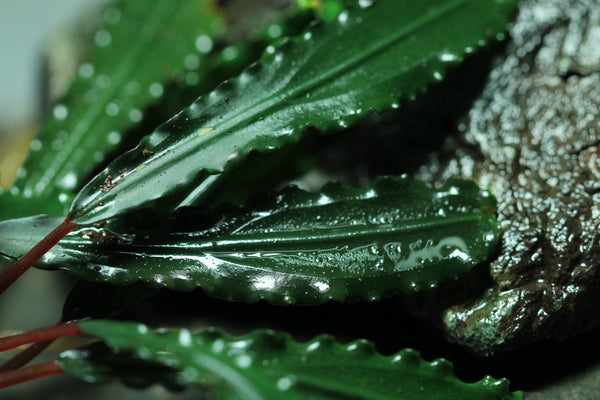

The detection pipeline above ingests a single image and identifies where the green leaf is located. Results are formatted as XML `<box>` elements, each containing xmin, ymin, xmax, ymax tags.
<box><xmin>67</xmin><ymin>0</ymin><xmax>517</xmax><ymax>225</ymax></box>
<box><xmin>59</xmin><ymin>320</ymin><xmax>523</xmax><ymax>400</ymax></box>
<box><xmin>0</xmin><ymin>177</ymin><xmax>500</xmax><ymax>304</ymax></box>
<box><xmin>0</xmin><ymin>0</ymin><xmax>226</xmax><ymax>220</ymax></box>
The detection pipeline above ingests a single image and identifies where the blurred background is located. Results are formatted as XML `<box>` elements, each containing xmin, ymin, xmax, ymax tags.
<box><xmin>0</xmin><ymin>0</ymin><xmax>101</xmax><ymax>130</ymax></box>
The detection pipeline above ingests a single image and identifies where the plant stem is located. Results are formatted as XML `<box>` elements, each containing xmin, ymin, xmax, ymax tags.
<box><xmin>0</xmin><ymin>323</ymin><xmax>82</xmax><ymax>352</ymax></box>
<box><xmin>0</xmin><ymin>340</ymin><xmax>55</xmax><ymax>372</ymax></box>
<box><xmin>0</xmin><ymin>217</ymin><xmax>76</xmax><ymax>296</ymax></box>
<box><xmin>0</xmin><ymin>361</ymin><xmax>62</xmax><ymax>389</ymax></box>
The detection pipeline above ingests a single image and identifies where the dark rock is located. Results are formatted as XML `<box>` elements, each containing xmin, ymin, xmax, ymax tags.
<box><xmin>414</xmin><ymin>0</ymin><xmax>600</xmax><ymax>355</ymax></box>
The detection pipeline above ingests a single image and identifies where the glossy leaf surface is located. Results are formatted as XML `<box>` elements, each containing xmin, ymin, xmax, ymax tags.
<box><xmin>68</xmin><ymin>0</ymin><xmax>517</xmax><ymax>224</ymax></box>
<box><xmin>0</xmin><ymin>0</ymin><xmax>225</xmax><ymax>220</ymax></box>
<box><xmin>59</xmin><ymin>320</ymin><xmax>523</xmax><ymax>399</ymax></box>
<box><xmin>0</xmin><ymin>177</ymin><xmax>500</xmax><ymax>304</ymax></box>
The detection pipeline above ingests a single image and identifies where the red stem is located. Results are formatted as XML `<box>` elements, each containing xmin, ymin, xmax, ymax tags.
<box><xmin>0</xmin><ymin>361</ymin><xmax>62</xmax><ymax>389</ymax></box>
<box><xmin>0</xmin><ymin>340</ymin><xmax>55</xmax><ymax>372</ymax></box>
<box><xmin>0</xmin><ymin>323</ymin><xmax>82</xmax><ymax>352</ymax></box>
<box><xmin>0</xmin><ymin>217</ymin><xmax>76</xmax><ymax>296</ymax></box>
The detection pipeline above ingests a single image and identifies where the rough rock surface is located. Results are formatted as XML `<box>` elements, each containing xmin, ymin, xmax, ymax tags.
<box><xmin>413</xmin><ymin>0</ymin><xmax>600</xmax><ymax>354</ymax></box>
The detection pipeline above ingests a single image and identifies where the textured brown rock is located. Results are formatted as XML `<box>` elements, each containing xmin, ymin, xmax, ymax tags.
<box><xmin>413</xmin><ymin>0</ymin><xmax>600</xmax><ymax>354</ymax></box>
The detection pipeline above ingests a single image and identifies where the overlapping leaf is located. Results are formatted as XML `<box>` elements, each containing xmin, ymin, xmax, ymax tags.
<box><xmin>0</xmin><ymin>0</ymin><xmax>226</xmax><ymax>220</ymax></box>
<box><xmin>0</xmin><ymin>177</ymin><xmax>500</xmax><ymax>304</ymax></box>
<box><xmin>67</xmin><ymin>0</ymin><xmax>517</xmax><ymax>225</ymax></box>
<box><xmin>59</xmin><ymin>320</ymin><xmax>523</xmax><ymax>399</ymax></box>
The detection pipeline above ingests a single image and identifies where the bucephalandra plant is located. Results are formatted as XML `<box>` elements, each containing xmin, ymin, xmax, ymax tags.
<box><xmin>0</xmin><ymin>0</ymin><xmax>524</xmax><ymax>398</ymax></box>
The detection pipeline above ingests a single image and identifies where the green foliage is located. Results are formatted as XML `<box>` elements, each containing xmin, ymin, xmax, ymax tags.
<box><xmin>0</xmin><ymin>0</ymin><xmax>226</xmax><ymax>220</ymax></box>
<box><xmin>68</xmin><ymin>0</ymin><xmax>516</xmax><ymax>225</ymax></box>
<box><xmin>0</xmin><ymin>176</ymin><xmax>499</xmax><ymax>303</ymax></box>
<box><xmin>58</xmin><ymin>320</ymin><xmax>523</xmax><ymax>400</ymax></box>
<box><xmin>0</xmin><ymin>0</ymin><xmax>521</xmax><ymax>397</ymax></box>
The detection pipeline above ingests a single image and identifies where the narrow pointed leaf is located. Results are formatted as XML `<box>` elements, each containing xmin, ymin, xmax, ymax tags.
<box><xmin>59</xmin><ymin>320</ymin><xmax>523</xmax><ymax>400</ymax></box>
<box><xmin>0</xmin><ymin>0</ymin><xmax>226</xmax><ymax>220</ymax></box>
<box><xmin>68</xmin><ymin>0</ymin><xmax>517</xmax><ymax>225</ymax></box>
<box><xmin>0</xmin><ymin>177</ymin><xmax>500</xmax><ymax>304</ymax></box>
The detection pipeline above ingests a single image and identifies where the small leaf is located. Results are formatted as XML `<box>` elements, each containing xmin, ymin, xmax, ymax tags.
<box><xmin>67</xmin><ymin>0</ymin><xmax>517</xmax><ymax>225</ymax></box>
<box><xmin>59</xmin><ymin>320</ymin><xmax>523</xmax><ymax>400</ymax></box>
<box><xmin>0</xmin><ymin>0</ymin><xmax>226</xmax><ymax>220</ymax></box>
<box><xmin>0</xmin><ymin>177</ymin><xmax>500</xmax><ymax>304</ymax></box>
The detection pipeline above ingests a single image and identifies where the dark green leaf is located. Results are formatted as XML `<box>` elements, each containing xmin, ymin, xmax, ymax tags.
<box><xmin>67</xmin><ymin>0</ymin><xmax>517</xmax><ymax>225</ymax></box>
<box><xmin>0</xmin><ymin>177</ymin><xmax>500</xmax><ymax>304</ymax></box>
<box><xmin>0</xmin><ymin>0</ymin><xmax>226</xmax><ymax>220</ymax></box>
<box><xmin>59</xmin><ymin>320</ymin><xmax>523</xmax><ymax>400</ymax></box>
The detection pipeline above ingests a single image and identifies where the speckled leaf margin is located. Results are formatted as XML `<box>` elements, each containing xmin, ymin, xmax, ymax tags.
<box><xmin>68</xmin><ymin>0</ymin><xmax>517</xmax><ymax>224</ymax></box>
<box><xmin>0</xmin><ymin>176</ymin><xmax>500</xmax><ymax>304</ymax></box>
<box><xmin>58</xmin><ymin>320</ymin><xmax>523</xmax><ymax>400</ymax></box>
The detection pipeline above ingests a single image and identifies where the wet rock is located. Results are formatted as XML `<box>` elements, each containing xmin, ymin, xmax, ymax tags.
<box><xmin>414</xmin><ymin>0</ymin><xmax>600</xmax><ymax>354</ymax></box>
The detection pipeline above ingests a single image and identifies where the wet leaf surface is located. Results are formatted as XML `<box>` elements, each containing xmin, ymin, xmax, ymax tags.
<box><xmin>0</xmin><ymin>177</ymin><xmax>499</xmax><ymax>304</ymax></box>
<box><xmin>58</xmin><ymin>319</ymin><xmax>523</xmax><ymax>400</ymax></box>
<box><xmin>67</xmin><ymin>0</ymin><xmax>516</xmax><ymax>224</ymax></box>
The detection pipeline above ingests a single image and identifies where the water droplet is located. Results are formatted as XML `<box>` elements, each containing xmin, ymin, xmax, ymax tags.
<box><xmin>307</xmin><ymin>342</ymin><xmax>320</xmax><ymax>352</ymax></box>
<box><xmin>137</xmin><ymin>325</ymin><xmax>148</xmax><ymax>334</ymax></box>
<box><xmin>51</xmin><ymin>139</ymin><xmax>62</xmax><ymax>151</ymax></box>
<box><xmin>186</xmin><ymin>71</ymin><xmax>199</xmax><ymax>85</ymax></box>
<box><xmin>104</xmin><ymin>7</ymin><xmax>121</xmax><ymax>24</ymax></box>
<box><xmin>107</xmin><ymin>131</ymin><xmax>121</xmax><ymax>145</ymax></box>
<box><xmin>10</xmin><ymin>187</ymin><xmax>18</xmax><ymax>195</ymax></box>
<box><xmin>303</xmin><ymin>32</ymin><xmax>312</xmax><ymax>41</ymax></box>
<box><xmin>127</xmin><ymin>81</ymin><xmax>141</xmax><ymax>94</ymax></box>
<box><xmin>222</xmin><ymin>46</ymin><xmax>239</xmax><ymax>61</ymax></box>
<box><xmin>78</xmin><ymin>63</ymin><xmax>94</xmax><ymax>79</ymax></box>
<box><xmin>58</xmin><ymin>172</ymin><xmax>77</xmax><ymax>190</ymax></box>
<box><xmin>358</xmin><ymin>0</ymin><xmax>374</xmax><ymax>8</ymax></box>
<box><xmin>105</xmin><ymin>102</ymin><xmax>119</xmax><ymax>116</ymax></box>
<box><xmin>338</xmin><ymin>10</ymin><xmax>349</xmax><ymax>24</ymax></box>
<box><xmin>93</xmin><ymin>151</ymin><xmax>104</xmax><ymax>162</ymax></box>
<box><xmin>94</xmin><ymin>30</ymin><xmax>112</xmax><ymax>47</ymax></box>
<box><xmin>266</xmin><ymin>45</ymin><xmax>276</xmax><ymax>54</ymax></box>
<box><xmin>433</xmin><ymin>71</ymin><xmax>443</xmax><ymax>81</ymax></box>
<box><xmin>149</xmin><ymin>82</ymin><xmax>163</xmax><ymax>97</ymax></box>
<box><xmin>184</xmin><ymin>54</ymin><xmax>200</xmax><ymax>70</ymax></box>
<box><xmin>30</xmin><ymin>139</ymin><xmax>42</xmax><ymax>151</ymax></box>
<box><xmin>178</xmin><ymin>329</ymin><xmax>192</xmax><ymax>346</ymax></box>
<box><xmin>95</xmin><ymin>74</ymin><xmax>111</xmax><ymax>89</ymax></box>
<box><xmin>277</xmin><ymin>376</ymin><xmax>295</xmax><ymax>391</ymax></box>
<box><xmin>212</xmin><ymin>339</ymin><xmax>224</xmax><ymax>353</ymax></box>
<box><xmin>236</xmin><ymin>354</ymin><xmax>252</xmax><ymax>368</ymax></box>
<box><xmin>23</xmin><ymin>188</ymin><xmax>32</xmax><ymax>198</ymax></box>
<box><xmin>440</xmin><ymin>53</ymin><xmax>457</xmax><ymax>62</ymax></box>
<box><xmin>312</xmin><ymin>281</ymin><xmax>330</xmax><ymax>292</ymax></box>
<box><xmin>268</xmin><ymin>24</ymin><xmax>282</xmax><ymax>38</ymax></box>
<box><xmin>129</xmin><ymin>109</ymin><xmax>143</xmax><ymax>122</ymax></box>
<box><xmin>53</xmin><ymin>104</ymin><xmax>68</xmax><ymax>120</ymax></box>
<box><xmin>195</xmin><ymin>35</ymin><xmax>213</xmax><ymax>53</ymax></box>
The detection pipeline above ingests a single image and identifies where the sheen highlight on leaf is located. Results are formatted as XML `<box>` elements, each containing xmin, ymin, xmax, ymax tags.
<box><xmin>57</xmin><ymin>320</ymin><xmax>523</xmax><ymax>400</ymax></box>
<box><xmin>0</xmin><ymin>176</ymin><xmax>500</xmax><ymax>304</ymax></box>
<box><xmin>68</xmin><ymin>0</ymin><xmax>516</xmax><ymax>224</ymax></box>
